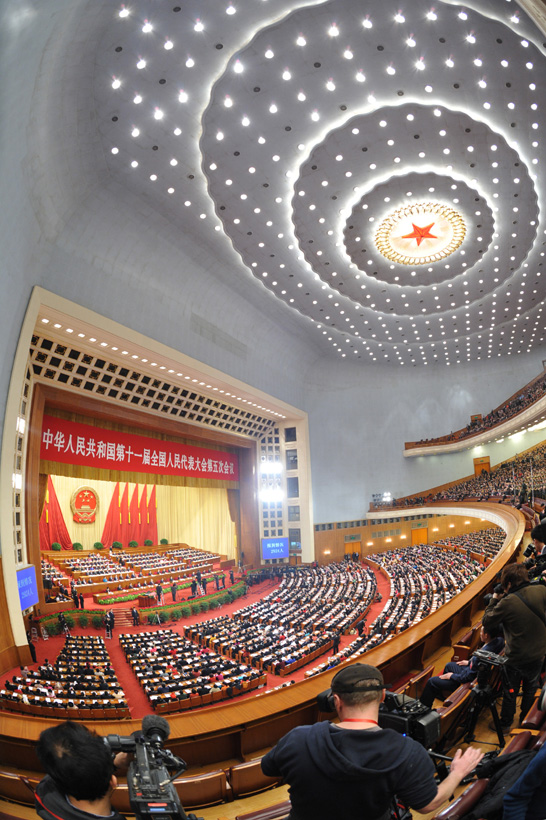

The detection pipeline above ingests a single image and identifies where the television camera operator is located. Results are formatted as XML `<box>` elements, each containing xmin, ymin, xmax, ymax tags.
<box><xmin>483</xmin><ymin>563</ymin><xmax>546</xmax><ymax>734</ymax></box>
<box><xmin>34</xmin><ymin>718</ymin><xmax>201</xmax><ymax>820</ymax></box>
<box><xmin>261</xmin><ymin>663</ymin><xmax>483</xmax><ymax>820</ymax></box>
<box><xmin>35</xmin><ymin>721</ymin><xmax>126</xmax><ymax>820</ymax></box>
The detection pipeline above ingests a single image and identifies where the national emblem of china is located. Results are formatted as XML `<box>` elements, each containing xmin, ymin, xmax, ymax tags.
<box><xmin>70</xmin><ymin>486</ymin><xmax>99</xmax><ymax>523</ymax></box>
<box><xmin>375</xmin><ymin>202</ymin><xmax>466</xmax><ymax>266</ymax></box>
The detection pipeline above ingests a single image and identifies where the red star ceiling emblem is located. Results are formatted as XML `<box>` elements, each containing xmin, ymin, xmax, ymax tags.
<box><xmin>401</xmin><ymin>222</ymin><xmax>438</xmax><ymax>246</ymax></box>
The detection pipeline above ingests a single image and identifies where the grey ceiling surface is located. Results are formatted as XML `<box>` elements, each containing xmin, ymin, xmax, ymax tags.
<box><xmin>93</xmin><ymin>0</ymin><xmax>546</xmax><ymax>367</ymax></box>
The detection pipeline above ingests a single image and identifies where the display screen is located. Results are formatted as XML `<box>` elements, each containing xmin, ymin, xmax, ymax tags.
<box><xmin>17</xmin><ymin>565</ymin><xmax>39</xmax><ymax>610</ymax></box>
<box><xmin>261</xmin><ymin>536</ymin><xmax>289</xmax><ymax>560</ymax></box>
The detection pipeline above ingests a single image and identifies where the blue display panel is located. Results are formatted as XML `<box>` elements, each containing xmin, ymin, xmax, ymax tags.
<box><xmin>17</xmin><ymin>565</ymin><xmax>39</xmax><ymax>610</ymax></box>
<box><xmin>261</xmin><ymin>536</ymin><xmax>289</xmax><ymax>560</ymax></box>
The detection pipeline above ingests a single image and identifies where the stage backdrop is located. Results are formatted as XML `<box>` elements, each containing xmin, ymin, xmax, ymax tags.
<box><xmin>46</xmin><ymin>475</ymin><xmax>236</xmax><ymax>560</ymax></box>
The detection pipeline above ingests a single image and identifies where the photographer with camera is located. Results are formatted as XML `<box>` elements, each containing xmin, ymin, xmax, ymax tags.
<box><xmin>261</xmin><ymin>663</ymin><xmax>484</xmax><ymax>820</ymax></box>
<box><xmin>528</xmin><ymin>523</ymin><xmax>546</xmax><ymax>564</ymax></box>
<box><xmin>483</xmin><ymin>563</ymin><xmax>546</xmax><ymax>734</ymax></box>
<box><xmin>35</xmin><ymin>721</ymin><xmax>125</xmax><ymax>820</ymax></box>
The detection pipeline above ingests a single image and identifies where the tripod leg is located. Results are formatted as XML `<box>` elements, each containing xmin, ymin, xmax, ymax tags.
<box><xmin>462</xmin><ymin>698</ymin><xmax>482</xmax><ymax>744</ymax></box>
<box><xmin>488</xmin><ymin>701</ymin><xmax>506</xmax><ymax>749</ymax></box>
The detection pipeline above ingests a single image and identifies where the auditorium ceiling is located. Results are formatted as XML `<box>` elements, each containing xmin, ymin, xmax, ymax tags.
<box><xmin>93</xmin><ymin>0</ymin><xmax>546</xmax><ymax>367</ymax></box>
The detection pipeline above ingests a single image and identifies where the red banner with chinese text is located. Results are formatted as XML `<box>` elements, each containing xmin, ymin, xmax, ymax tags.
<box><xmin>40</xmin><ymin>415</ymin><xmax>239</xmax><ymax>481</ymax></box>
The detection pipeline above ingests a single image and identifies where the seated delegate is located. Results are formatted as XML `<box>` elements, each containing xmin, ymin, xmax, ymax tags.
<box><xmin>420</xmin><ymin>626</ymin><xmax>504</xmax><ymax>708</ymax></box>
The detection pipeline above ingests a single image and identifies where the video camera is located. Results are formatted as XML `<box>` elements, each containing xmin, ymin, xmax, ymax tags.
<box><xmin>483</xmin><ymin>583</ymin><xmax>503</xmax><ymax>607</ymax></box>
<box><xmin>525</xmin><ymin>553</ymin><xmax>546</xmax><ymax>581</ymax></box>
<box><xmin>471</xmin><ymin>648</ymin><xmax>507</xmax><ymax>689</ymax></box>
<box><xmin>105</xmin><ymin>716</ymin><xmax>202</xmax><ymax>820</ymax></box>
<box><xmin>317</xmin><ymin>689</ymin><xmax>440</xmax><ymax>748</ymax></box>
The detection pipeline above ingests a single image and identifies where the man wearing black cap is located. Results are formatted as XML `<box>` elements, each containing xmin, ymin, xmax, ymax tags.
<box><xmin>261</xmin><ymin>663</ymin><xmax>483</xmax><ymax>820</ymax></box>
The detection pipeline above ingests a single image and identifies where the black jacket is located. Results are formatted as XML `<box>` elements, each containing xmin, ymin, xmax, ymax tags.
<box><xmin>35</xmin><ymin>776</ymin><xmax>125</xmax><ymax>820</ymax></box>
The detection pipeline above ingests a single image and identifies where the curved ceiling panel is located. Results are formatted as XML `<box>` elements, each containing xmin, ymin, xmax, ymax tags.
<box><xmin>96</xmin><ymin>0</ymin><xmax>546</xmax><ymax>366</ymax></box>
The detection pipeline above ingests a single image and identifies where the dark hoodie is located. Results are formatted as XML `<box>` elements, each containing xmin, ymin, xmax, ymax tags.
<box><xmin>261</xmin><ymin>721</ymin><xmax>436</xmax><ymax>820</ymax></box>
<box><xmin>35</xmin><ymin>776</ymin><xmax>125</xmax><ymax>820</ymax></box>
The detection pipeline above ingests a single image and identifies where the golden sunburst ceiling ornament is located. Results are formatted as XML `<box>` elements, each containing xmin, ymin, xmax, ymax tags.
<box><xmin>375</xmin><ymin>202</ymin><xmax>466</xmax><ymax>266</ymax></box>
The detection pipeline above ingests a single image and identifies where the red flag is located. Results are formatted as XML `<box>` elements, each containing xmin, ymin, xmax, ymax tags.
<box><xmin>128</xmin><ymin>484</ymin><xmax>140</xmax><ymax>545</ymax></box>
<box><xmin>147</xmin><ymin>485</ymin><xmax>158</xmax><ymax>546</ymax></box>
<box><xmin>100</xmin><ymin>481</ymin><xmax>120</xmax><ymax>547</ymax></box>
<box><xmin>39</xmin><ymin>476</ymin><xmax>72</xmax><ymax>550</ymax></box>
<box><xmin>120</xmin><ymin>483</ymin><xmax>130</xmax><ymax>547</ymax></box>
<box><xmin>139</xmin><ymin>486</ymin><xmax>149</xmax><ymax>543</ymax></box>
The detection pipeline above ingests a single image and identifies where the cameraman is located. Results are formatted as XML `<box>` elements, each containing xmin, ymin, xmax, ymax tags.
<box><xmin>483</xmin><ymin>563</ymin><xmax>546</xmax><ymax>733</ymax></box>
<box><xmin>35</xmin><ymin>721</ymin><xmax>125</xmax><ymax>820</ymax></box>
<box><xmin>261</xmin><ymin>663</ymin><xmax>483</xmax><ymax>820</ymax></box>
<box><xmin>529</xmin><ymin>523</ymin><xmax>546</xmax><ymax>559</ymax></box>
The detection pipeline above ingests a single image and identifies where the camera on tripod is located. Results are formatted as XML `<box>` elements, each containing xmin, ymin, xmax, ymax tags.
<box><xmin>317</xmin><ymin>689</ymin><xmax>440</xmax><ymax>748</ymax></box>
<box><xmin>471</xmin><ymin>648</ymin><xmax>507</xmax><ymax>689</ymax></box>
<box><xmin>105</xmin><ymin>716</ymin><xmax>202</xmax><ymax>820</ymax></box>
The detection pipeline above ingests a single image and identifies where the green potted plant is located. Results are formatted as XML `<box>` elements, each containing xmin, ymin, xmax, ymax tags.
<box><xmin>72</xmin><ymin>542</ymin><xmax>83</xmax><ymax>551</ymax></box>
<box><xmin>160</xmin><ymin>538</ymin><xmax>169</xmax><ymax>545</ymax></box>
<box><xmin>112</xmin><ymin>541</ymin><xmax>122</xmax><ymax>549</ymax></box>
<box><xmin>129</xmin><ymin>540</ymin><xmax>138</xmax><ymax>548</ymax></box>
<box><xmin>93</xmin><ymin>541</ymin><xmax>104</xmax><ymax>551</ymax></box>
<box><xmin>51</xmin><ymin>542</ymin><xmax>61</xmax><ymax>551</ymax></box>
<box><xmin>45</xmin><ymin>621</ymin><xmax>61</xmax><ymax>636</ymax></box>
<box><xmin>144</xmin><ymin>539</ymin><xmax>153</xmax><ymax>547</ymax></box>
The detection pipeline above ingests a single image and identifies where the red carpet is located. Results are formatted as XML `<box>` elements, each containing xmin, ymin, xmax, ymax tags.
<box><xmin>10</xmin><ymin>568</ymin><xmax>389</xmax><ymax>719</ymax></box>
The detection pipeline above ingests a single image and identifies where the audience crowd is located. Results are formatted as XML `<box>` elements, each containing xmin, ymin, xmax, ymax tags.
<box><xmin>414</xmin><ymin>370</ymin><xmax>546</xmax><ymax>446</ymax></box>
<box><xmin>186</xmin><ymin>563</ymin><xmax>377</xmax><ymax>676</ymax></box>
<box><xmin>119</xmin><ymin>629</ymin><xmax>264</xmax><ymax>706</ymax></box>
<box><xmin>0</xmin><ymin>636</ymin><xmax>128</xmax><ymax>716</ymax></box>
<box><xmin>434</xmin><ymin>528</ymin><xmax>505</xmax><ymax>560</ymax></box>
<box><xmin>306</xmin><ymin>543</ymin><xmax>485</xmax><ymax>678</ymax></box>
<box><xmin>378</xmin><ymin>443</ymin><xmax>546</xmax><ymax>511</ymax></box>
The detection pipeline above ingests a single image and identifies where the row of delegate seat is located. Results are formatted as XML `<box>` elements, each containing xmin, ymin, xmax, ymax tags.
<box><xmin>0</xmin><ymin>699</ymin><xmax>130</xmax><ymax>720</ymax></box>
<box><xmin>153</xmin><ymin>673</ymin><xmax>267</xmax><ymax>713</ymax></box>
<box><xmin>0</xmin><ymin>756</ymin><xmax>283</xmax><ymax>812</ymax></box>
